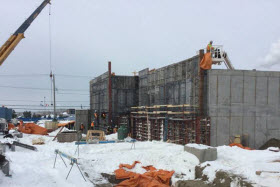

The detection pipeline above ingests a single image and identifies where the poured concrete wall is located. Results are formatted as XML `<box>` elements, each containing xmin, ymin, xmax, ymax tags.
<box><xmin>90</xmin><ymin>73</ymin><xmax>139</xmax><ymax>128</ymax></box>
<box><xmin>138</xmin><ymin>55</ymin><xmax>200</xmax><ymax>107</ymax></box>
<box><xmin>208</xmin><ymin>69</ymin><xmax>280</xmax><ymax>148</ymax></box>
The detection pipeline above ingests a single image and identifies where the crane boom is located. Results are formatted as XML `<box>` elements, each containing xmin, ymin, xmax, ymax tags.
<box><xmin>0</xmin><ymin>0</ymin><xmax>51</xmax><ymax>66</ymax></box>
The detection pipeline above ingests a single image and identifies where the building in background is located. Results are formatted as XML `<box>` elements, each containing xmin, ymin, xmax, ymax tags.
<box><xmin>0</xmin><ymin>106</ymin><xmax>13</xmax><ymax>121</ymax></box>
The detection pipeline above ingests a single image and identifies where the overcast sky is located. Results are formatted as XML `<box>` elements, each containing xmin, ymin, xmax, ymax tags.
<box><xmin>1</xmin><ymin>0</ymin><xmax>280</xmax><ymax>113</ymax></box>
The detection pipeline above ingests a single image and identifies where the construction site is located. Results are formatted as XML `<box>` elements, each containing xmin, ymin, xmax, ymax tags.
<box><xmin>1</xmin><ymin>0</ymin><xmax>280</xmax><ymax>187</ymax></box>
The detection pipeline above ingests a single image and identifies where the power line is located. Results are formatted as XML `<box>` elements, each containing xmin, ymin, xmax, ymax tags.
<box><xmin>3</xmin><ymin>104</ymin><xmax>89</xmax><ymax>107</ymax></box>
<box><xmin>0</xmin><ymin>85</ymin><xmax>89</xmax><ymax>92</ymax></box>
<box><xmin>0</xmin><ymin>99</ymin><xmax>89</xmax><ymax>102</ymax></box>
<box><xmin>0</xmin><ymin>74</ymin><xmax>95</xmax><ymax>78</ymax></box>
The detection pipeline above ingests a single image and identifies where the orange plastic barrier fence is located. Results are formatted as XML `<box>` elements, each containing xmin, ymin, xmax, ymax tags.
<box><xmin>200</xmin><ymin>52</ymin><xmax>213</xmax><ymax>70</ymax></box>
<box><xmin>115</xmin><ymin>161</ymin><xmax>174</xmax><ymax>187</ymax></box>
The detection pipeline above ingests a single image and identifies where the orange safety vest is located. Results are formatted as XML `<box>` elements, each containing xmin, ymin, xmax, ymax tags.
<box><xmin>91</xmin><ymin>122</ymin><xmax>94</xmax><ymax>127</ymax></box>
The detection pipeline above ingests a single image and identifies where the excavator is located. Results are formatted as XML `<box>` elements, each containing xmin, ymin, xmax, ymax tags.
<box><xmin>0</xmin><ymin>0</ymin><xmax>51</xmax><ymax>66</ymax></box>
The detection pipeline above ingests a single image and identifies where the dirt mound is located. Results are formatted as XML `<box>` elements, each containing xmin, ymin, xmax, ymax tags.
<box><xmin>259</xmin><ymin>138</ymin><xmax>280</xmax><ymax>150</ymax></box>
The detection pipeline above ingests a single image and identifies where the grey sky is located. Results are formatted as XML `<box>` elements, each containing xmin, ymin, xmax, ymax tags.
<box><xmin>1</xmin><ymin>0</ymin><xmax>280</xmax><ymax>112</ymax></box>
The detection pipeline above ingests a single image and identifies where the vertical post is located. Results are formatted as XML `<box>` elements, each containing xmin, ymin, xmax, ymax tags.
<box><xmin>198</xmin><ymin>49</ymin><xmax>205</xmax><ymax>117</ymax></box>
<box><xmin>197</xmin><ymin>49</ymin><xmax>205</xmax><ymax>144</ymax></box>
<box><xmin>53</xmin><ymin>74</ymin><xmax>56</xmax><ymax>120</ymax></box>
<box><xmin>108</xmin><ymin>61</ymin><xmax>112</xmax><ymax>127</ymax></box>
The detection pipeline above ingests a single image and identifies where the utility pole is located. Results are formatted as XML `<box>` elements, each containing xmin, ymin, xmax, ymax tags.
<box><xmin>53</xmin><ymin>74</ymin><xmax>56</xmax><ymax>120</ymax></box>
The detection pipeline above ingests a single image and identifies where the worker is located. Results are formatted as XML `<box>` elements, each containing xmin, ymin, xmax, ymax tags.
<box><xmin>91</xmin><ymin>121</ymin><xmax>94</xmax><ymax>130</ymax></box>
<box><xmin>80</xmin><ymin>123</ymin><xmax>84</xmax><ymax>132</ymax></box>
<box><xmin>207</xmin><ymin>41</ymin><xmax>214</xmax><ymax>53</ymax></box>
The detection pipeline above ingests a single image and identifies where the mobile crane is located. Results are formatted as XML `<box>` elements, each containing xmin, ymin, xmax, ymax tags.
<box><xmin>0</xmin><ymin>0</ymin><xmax>51</xmax><ymax>66</ymax></box>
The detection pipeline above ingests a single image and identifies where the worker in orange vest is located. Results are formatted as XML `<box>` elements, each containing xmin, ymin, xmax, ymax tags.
<box><xmin>207</xmin><ymin>41</ymin><xmax>214</xmax><ymax>53</ymax></box>
<box><xmin>91</xmin><ymin>121</ymin><xmax>94</xmax><ymax>130</ymax></box>
<box><xmin>80</xmin><ymin>123</ymin><xmax>84</xmax><ymax>132</ymax></box>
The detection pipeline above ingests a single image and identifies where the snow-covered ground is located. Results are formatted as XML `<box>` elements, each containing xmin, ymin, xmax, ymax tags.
<box><xmin>202</xmin><ymin>146</ymin><xmax>280</xmax><ymax>187</ymax></box>
<box><xmin>0</xmin><ymin>132</ymin><xmax>280</xmax><ymax>187</ymax></box>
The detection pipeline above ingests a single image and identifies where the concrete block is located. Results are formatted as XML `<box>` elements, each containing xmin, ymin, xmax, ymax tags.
<box><xmin>184</xmin><ymin>144</ymin><xmax>217</xmax><ymax>163</ymax></box>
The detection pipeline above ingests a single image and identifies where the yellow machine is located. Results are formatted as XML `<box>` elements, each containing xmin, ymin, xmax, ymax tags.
<box><xmin>0</xmin><ymin>0</ymin><xmax>51</xmax><ymax>66</ymax></box>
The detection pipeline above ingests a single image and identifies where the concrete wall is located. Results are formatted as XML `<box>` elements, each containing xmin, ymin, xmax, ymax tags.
<box><xmin>138</xmin><ymin>55</ymin><xmax>200</xmax><ymax>107</ymax></box>
<box><xmin>90</xmin><ymin>73</ymin><xmax>139</xmax><ymax>128</ymax></box>
<box><xmin>208</xmin><ymin>69</ymin><xmax>280</xmax><ymax>148</ymax></box>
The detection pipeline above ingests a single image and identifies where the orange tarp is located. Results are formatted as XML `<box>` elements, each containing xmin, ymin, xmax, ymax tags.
<box><xmin>18</xmin><ymin>122</ymin><xmax>48</xmax><ymax>135</ymax></box>
<box><xmin>229</xmin><ymin>143</ymin><xmax>252</xmax><ymax>150</ymax></box>
<box><xmin>58</xmin><ymin>121</ymin><xmax>75</xmax><ymax>127</ymax></box>
<box><xmin>115</xmin><ymin>161</ymin><xmax>174</xmax><ymax>187</ymax></box>
<box><xmin>8</xmin><ymin>123</ymin><xmax>15</xmax><ymax>130</ymax></box>
<box><xmin>200</xmin><ymin>52</ymin><xmax>212</xmax><ymax>70</ymax></box>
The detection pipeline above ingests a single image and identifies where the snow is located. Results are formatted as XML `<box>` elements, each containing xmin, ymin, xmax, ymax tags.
<box><xmin>0</xmin><ymin>133</ymin><xmax>280</xmax><ymax>187</ymax></box>
<box><xmin>105</xmin><ymin>132</ymin><xmax>117</xmax><ymax>140</ymax></box>
<box><xmin>186</xmin><ymin>143</ymin><xmax>212</xmax><ymax>149</ymax></box>
<box><xmin>202</xmin><ymin>146</ymin><xmax>280</xmax><ymax>187</ymax></box>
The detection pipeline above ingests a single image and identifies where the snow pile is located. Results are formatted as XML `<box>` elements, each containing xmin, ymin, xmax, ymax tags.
<box><xmin>202</xmin><ymin>146</ymin><xmax>280</xmax><ymax>186</ymax></box>
<box><xmin>0</xmin><ymin>134</ymin><xmax>199</xmax><ymax>186</ymax></box>
<box><xmin>105</xmin><ymin>132</ymin><xmax>117</xmax><ymax>140</ymax></box>
<box><xmin>186</xmin><ymin>143</ymin><xmax>212</xmax><ymax>149</ymax></box>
